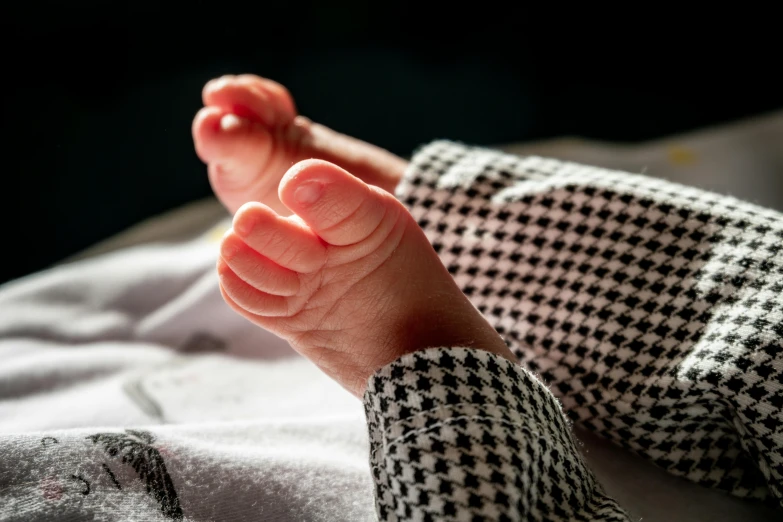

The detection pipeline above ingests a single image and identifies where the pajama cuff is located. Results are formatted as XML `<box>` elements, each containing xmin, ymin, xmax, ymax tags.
<box><xmin>363</xmin><ymin>347</ymin><xmax>574</xmax><ymax>440</ymax></box>
<box><xmin>361</xmin><ymin>348</ymin><xmax>625</xmax><ymax>520</ymax></box>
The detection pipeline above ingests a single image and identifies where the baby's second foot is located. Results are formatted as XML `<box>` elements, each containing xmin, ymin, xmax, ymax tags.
<box><xmin>217</xmin><ymin>160</ymin><xmax>516</xmax><ymax>397</ymax></box>
<box><xmin>192</xmin><ymin>75</ymin><xmax>407</xmax><ymax>216</ymax></box>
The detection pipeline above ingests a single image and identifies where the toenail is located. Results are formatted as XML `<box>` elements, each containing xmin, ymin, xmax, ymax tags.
<box><xmin>294</xmin><ymin>181</ymin><xmax>324</xmax><ymax>204</ymax></box>
<box><xmin>220</xmin><ymin>114</ymin><xmax>244</xmax><ymax>132</ymax></box>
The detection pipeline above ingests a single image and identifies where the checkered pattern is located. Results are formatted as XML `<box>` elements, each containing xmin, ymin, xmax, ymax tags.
<box><xmin>363</xmin><ymin>141</ymin><xmax>783</xmax><ymax>520</ymax></box>
<box><xmin>365</xmin><ymin>348</ymin><xmax>630</xmax><ymax>521</ymax></box>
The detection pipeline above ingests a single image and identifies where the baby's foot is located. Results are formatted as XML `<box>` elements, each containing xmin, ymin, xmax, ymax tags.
<box><xmin>192</xmin><ymin>74</ymin><xmax>407</xmax><ymax>216</ymax></box>
<box><xmin>217</xmin><ymin>160</ymin><xmax>516</xmax><ymax>397</ymax></box>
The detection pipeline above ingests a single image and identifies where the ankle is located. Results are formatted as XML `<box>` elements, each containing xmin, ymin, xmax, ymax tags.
<box><xmin>396</xmin><ymin>297</ymin><xmax>516</xmax><ymax>364</ymax></box>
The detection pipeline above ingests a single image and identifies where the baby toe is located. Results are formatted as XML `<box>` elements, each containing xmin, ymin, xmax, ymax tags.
<box><xmin>219</xmin><ymin>232</ymin><xmax>300</xmax><ymax>296</ymax></box>
<box><xmin>232</xmin><ymin>202</ymin><xmax>327</xmax><ymax>274</ymax></box>
<box><xmin>217</xmin><ymin>259</ymin><xmax>290</xmax><ymax>317</ymax></box>
<box><xmin>278</xmin><ymin>160</ymin><xmax>399</xmax><ymax>247</ymax></box>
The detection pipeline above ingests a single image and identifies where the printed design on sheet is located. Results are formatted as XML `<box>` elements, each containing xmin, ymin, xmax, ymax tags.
<box><xmin>87</xmin><ymin>429</ymin><xmax>183</xmax><ymax>520</ymax></box>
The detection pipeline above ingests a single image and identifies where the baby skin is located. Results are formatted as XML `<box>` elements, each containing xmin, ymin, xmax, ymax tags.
<box><xmin>193</xmin><ymin>75</ymin><xmax>516</xmax><ymax>397</ymax></box>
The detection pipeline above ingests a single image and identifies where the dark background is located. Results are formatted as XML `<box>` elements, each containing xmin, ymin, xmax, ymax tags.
<box><xmin>3</xmin><ymin>5</ymin><xmax>781</xmax><ymax>285</ymax></box>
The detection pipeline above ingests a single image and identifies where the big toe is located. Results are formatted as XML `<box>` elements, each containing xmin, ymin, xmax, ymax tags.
<box><xmin>203</xmin><ymin>74</ymin><xmax>297</xmax><ymax>128</ymax></box>
<box><xmin>278</xmin><ymin>160</ymin><xmax>402</xmax><ymax>247</ymax></box>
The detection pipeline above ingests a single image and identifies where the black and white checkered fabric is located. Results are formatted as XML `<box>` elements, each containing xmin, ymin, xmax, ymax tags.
<box><xmin>365</xmin><ymin>348</ymin><xmax>630</xmax><ymax>521</ymax></box>
<box><xmin>363</xmin><ymin>141</ymin><xmax>783</xmax><ymax>520</ymax></box>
